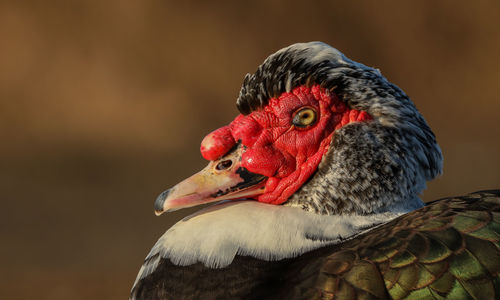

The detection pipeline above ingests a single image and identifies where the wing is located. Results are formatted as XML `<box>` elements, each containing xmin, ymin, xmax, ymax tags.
<box><xmin>308</xmin><ymin>190</ymin><xmax>500</xmax><ymax>299</ymax></box>
<box><xmin>130</xmin><ymin>248</ymin><xmax>336</xmax><ymax>300</ymax></box>
<box><xmin>131</xmin><ymin>190</ymin><xmax>500</xmax><ymax>300</ymax></box>
<box><xmin>131</xmin><ymin>254</ymin><xmax>285</xmax><ymax>299</ymax></box>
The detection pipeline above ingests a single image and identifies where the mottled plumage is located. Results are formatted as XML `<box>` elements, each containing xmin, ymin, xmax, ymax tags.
<box><xmin>132</xmin><ymin>191</ymin><xmax>500</xmax><ymax>299</ymax></box>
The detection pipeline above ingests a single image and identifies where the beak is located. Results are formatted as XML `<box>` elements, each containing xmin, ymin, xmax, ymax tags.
<box><xmin>154</xmin><ymin>144</ymin><xmax>266</xmax><ymax>215</ymax></box>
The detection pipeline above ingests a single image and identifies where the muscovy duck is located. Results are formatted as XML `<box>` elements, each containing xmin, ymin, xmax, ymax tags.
<box><xmin>131</xmin><ymin>42</ymin><xmax>500</xmax><ymax>299</ymax></box>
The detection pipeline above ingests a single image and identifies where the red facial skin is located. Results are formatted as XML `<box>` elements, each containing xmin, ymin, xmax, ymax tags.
<box><xmin>200</xmin><ymin>85</ymin><xmax>372</xmax><ymax>205</ymax></box>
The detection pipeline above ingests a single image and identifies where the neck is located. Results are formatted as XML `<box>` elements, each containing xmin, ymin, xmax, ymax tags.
<box><xmin>286</xmin><ymin>122</ymin><xmax>427</xmax><ymax>215</ymax></box>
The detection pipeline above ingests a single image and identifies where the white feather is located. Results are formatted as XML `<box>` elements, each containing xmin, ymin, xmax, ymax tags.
<box><xmin>133</xmin><ymin>199</ymin><xmax>411</xmax><ymax>286</ymax></box>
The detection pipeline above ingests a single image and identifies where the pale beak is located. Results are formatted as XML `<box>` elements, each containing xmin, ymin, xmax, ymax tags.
<box><xmin>154</xmin><ymin>145</ymin><xmax>266</xmax><ymax>215</ymax></box>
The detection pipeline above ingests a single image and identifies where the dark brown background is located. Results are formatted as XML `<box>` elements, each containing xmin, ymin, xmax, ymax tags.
<box><xmin>1</xmin><ymin>1</ymin><xmax>499</xmax><ymax>299</ymax></box>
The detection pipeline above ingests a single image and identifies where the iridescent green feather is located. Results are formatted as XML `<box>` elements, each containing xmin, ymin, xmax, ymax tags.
<box><xmin>311</xmin><ymin>191</ymin><xmax>500</xmax><ymax>300</ymax></box>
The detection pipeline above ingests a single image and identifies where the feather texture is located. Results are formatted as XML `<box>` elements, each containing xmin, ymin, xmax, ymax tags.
<box><xmin>131</xmin><ymin>190</ymin><xmax>500</xmax><ymax>299</ymax></box>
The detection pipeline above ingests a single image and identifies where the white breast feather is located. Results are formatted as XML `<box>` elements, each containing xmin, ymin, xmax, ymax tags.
<box><xmin>133</xmin><ymin>200</ymin><xmax>412</xmax><ymax>286</ymax></box>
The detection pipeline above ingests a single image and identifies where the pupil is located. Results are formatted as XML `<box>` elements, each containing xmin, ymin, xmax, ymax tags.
<box><xmin>292</xmin><ymin>107</ymin><xmax>316</xmax><ymax>128</ymax></box>
<box><xmin>216</xmin><ymin>160</ymin><xmax>233</xmax><ymax>171</ymax></box>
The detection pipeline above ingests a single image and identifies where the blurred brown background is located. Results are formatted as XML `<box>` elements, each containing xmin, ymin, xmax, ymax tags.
<box><xmin>1</xmin><ymin>1</ymin><xmax>499</xmax><ymax>299</ymax></box>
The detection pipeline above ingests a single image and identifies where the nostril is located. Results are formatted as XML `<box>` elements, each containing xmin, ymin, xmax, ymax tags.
<box><xmin>216</xmin><ymin>160</ymin><xmax>233</xmax><ymax>171</ymax></box>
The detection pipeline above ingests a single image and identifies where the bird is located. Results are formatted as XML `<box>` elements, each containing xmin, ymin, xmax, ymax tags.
<box><xmin>130</xmin><ymin>42</ymin><xmax>500</xmax><ymax>299</ymax></box>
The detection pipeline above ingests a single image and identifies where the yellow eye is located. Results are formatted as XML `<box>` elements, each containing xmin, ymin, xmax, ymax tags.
<box><xmin>292</xmin><ymin>107</ymin><xmax>317</xmax><ymax>128</ymax></box>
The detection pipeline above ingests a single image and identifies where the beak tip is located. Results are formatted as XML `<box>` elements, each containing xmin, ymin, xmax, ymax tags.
<box><xmin>154</xmin><ymin>189</ymin><xmax>171</xmax><ymax>216</ymax></box>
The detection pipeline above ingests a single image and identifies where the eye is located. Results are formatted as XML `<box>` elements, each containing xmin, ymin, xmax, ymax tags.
<box><xmin>292</xmin><ymin>107</ymin><xmax>317</xmax><ymax>128</ymax></box>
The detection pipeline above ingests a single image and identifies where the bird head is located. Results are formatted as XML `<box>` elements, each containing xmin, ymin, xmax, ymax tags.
<box><xmin>155</xmin><ymin>42</ymin><xmax>443</xmax><ymax>216</ymax></box>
